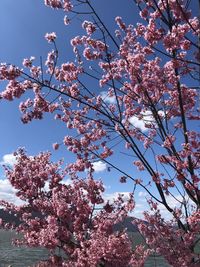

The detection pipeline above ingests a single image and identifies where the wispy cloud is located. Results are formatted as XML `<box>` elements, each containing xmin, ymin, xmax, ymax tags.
<box><xmin>103</xmin><ymin>192</ymin><xmax>147</xmax><ymax>219</ymax></box>
<box><xmin>136</xmin><ymin>193</ymin><xmax>190</xmax><ymax>220</ymax></box>
<box><xmin>129</xmin><ymin>110</ymin><xmax>164</xmax><ymax>132</ymax></box>
<box><xmin>129</xmin><ymin>116</ymin><xmax>148</xmax><ymax>132</ymax></box>
<box><xmin>100</xmin><ymin>91</ymin><xmax>116</xmax><ymax>104</ymax></box>
<box><xmin>103</xmin><ymin>192</ymin><xmax>131</xmax><ymax>202</ymax></box>
<box><xmin>0</xmin><ymin>179</ymin><xmax>23</xmax><ymax>205</ymax></box>
<box><xmin>133</xmin><ymin>203</ymin><xmax>146</xmax><ymax>219</ymax></box>
<box><xmin>0</xmin><ymin>153</ymin><xmax>17</xmax><ymax>166</ymax></box>
<box><xmin>92</xmin><ymin>161</ymin><xmax>107</xmax><ymax>172</ymax></box>
<box><xmin>138</xmin><ymin>191</ymin><xmax>147</xmax><ymax>198</ymax></box>
<box><xmin>157</xmin><ymin>194</ymin><xmax>185</xmax><ymax>219</ymax></box>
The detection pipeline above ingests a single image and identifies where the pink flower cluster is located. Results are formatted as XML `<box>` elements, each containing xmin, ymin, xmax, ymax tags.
<box><xmin>45</xmin><ymin>32</ymin><xmax>57</xmax><ymax>43</ymax></box>
<box><xmin>0</xmin><ymin>64</ymin><xmax>21</xmax><ymax>80</ymax></box>
<box><xmin>138</xmin><ymin>202</ymin><xmax>200</xmax><ymax>267</ymax></box>
<box><xmin>0</xmin><ymin>149</ymin><xmax>150</xmax><ymax>267</ymax></box>
<box><xmin>0</xmin><ymin>0</ymin><xmax>199</xmax><ymax>266</ymax></box>
<box><xmin>44</xmin><ymin>0</ymin><xmax>73</xmax><ymax>11</ymax></box>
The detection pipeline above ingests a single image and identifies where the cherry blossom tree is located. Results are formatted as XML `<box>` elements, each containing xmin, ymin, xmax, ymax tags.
<box><xmin>0</xmin><ymin>0</ymin><xmax>200</xmax><ymax>266</ymax></box>
<box><xmin>1</xmin><ymin>149</ymin><xmax>149</xmax><ymax>267</ymax></box>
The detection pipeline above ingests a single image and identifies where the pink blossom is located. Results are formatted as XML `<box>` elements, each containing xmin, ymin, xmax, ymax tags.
<box><xmin>0</xmin><ymin>1</ymin><xmax>200</xmax><ymax>266</ymax></box>
<box><xmin>44</xmin><ymin>0</ymin><xmax>62</xmax><ymax>9</ymax></box>
<box><xmin>64</xmin><ymin>15</ymin><xmax>70</xmax><ymax>25</ymax></box>
<box><xmin>22</xmin><ymin>57</ymin><xmax>35</xmax><ymax>68</ymax></box>
<box><xmin>45</xmin><ymin>32</ymin><xmax>57</xmax><ymax>43</ymax></box>
<box><xmin>82</xmin><ymin>21</ymin><xmax>96</xmax><ymax>35</ymax></box>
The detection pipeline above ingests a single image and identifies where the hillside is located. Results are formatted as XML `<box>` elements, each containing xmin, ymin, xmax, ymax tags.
<box><xmin>0</xmin><ymin>209</ymin><xmax>21</xmax><ymax>226</ymax></box>
<box><xmin>0</xmin><ymin>209</ymin><xmax>142</xmax><ymax>233</ymax></box>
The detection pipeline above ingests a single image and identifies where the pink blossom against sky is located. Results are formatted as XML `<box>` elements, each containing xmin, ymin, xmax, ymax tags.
<box><xmin>0</xmin><ymin>0</ymin><xmax>198</xmax><ymax>220</ymax></box>
<box><xmin>0</xmin><ymin>0</ymin><xmax>146</xmax><ymax>215</ymax></box>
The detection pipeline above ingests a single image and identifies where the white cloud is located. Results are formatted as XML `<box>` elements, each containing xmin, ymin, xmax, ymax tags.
<box><xmin>0</xmin><ymin>153</ymin><xmax>17</xmax><ymax>166</ymax></box>
<box><xmin>129</xmin><ymin>110</ymin><xmax>164</xmax><ymax>132</ymax></box>
<box><xmin>0</xmin><ymin>178</ymin><xmax>73</xmax><ymax>207</ymax></box>
<box><xmin>129</xmin><ymin>116</ymin><xmax>148</xmax><ymax>132</ymax></box>
<box><xmin>133</xmin><ymin>192</ymin><xmax>190</xmax><ymax>220</ymax></box>
<box><xmin>92</xmin><ymin>161</ymin><xmax>107</xmax><ymax>172</ymax></box>
<box><xmin>133</xmin><ymin>203</ymin><xmax>146</xmax><ymax>219</ymax></box>
<box><xmin>100</xmin><ymin>91</ymin><xmax>116</xmax><ymax>104</ymax></box>
<box><xmin>164</xmin><ymin>194</ymin><xmax>183</xmax><ymax>207</ymax></box>
<box><xmin>62</xmin><ymin>178</ymin><xmax>73</xmax><ymax>186</ymax></box>
<box><xmin>103</xmin><ymin>192</ymin><xmax>131</xmax><ymax>203</ymax></box>
<box><xmin>156</xmin><ymin>194</ymin><xmax>186</xmax><ymax>219</ymax></box>
<box><xmin>137</xmin><ymin>193</ymin><xmax>191</xmax><ymax>221</ymax></box>
<box><xmin>103</xmin><ymin>192</ymin><xmax>147</xmax><ymax>219</ymax></box>
<box><xmin>0</xmin><ymin>179</ymin><xmax>23</xmax><ymax>206</ymax></box>
<box><xmin>138</xmin><ymin>191</ymin><xmax>147</xmax><ymax>198</ymax></box>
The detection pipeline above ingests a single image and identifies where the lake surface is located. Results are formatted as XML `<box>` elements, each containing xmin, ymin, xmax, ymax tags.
<box><xmin>0</xmin><ymin>230</ymin><xmax>49</xmax><ymax>267</ymax></box>
<box><xmin>0</xmin><ymin>230</ymin><xmax>170</xmax><ymax>267</ymax></box>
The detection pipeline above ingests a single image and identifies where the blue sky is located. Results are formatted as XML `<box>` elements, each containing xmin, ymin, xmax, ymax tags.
<box><xmin>0</xmin><ymin>0</ymin><xmax>141</xmax><ymax>152</ymax></box>
<box><xmin>0</xmin><ymin>0</ymin><xmax>153</xmax><ymax>218</ymax></box>
<box><xmin>0</xmin><ymin>0</ymin><xmax>196</xmax><ymax>219</ymax></box>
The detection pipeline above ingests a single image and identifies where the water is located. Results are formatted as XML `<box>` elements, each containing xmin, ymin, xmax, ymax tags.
<box><xmin>131</xmin><ymin>232</ymin><xmax>171</xmax><ymax>267</ymax></box>
<box><xmin>145</xmin><ymin>255</ymin><xmax>170</xmax><ymax>267</ymax></box>
<box><xmin>0</xmin><ymin>230</ymin><xmax>170</xmax><ymax>267</ymax></box>
<box><xmin>0</xmin><ymin>230</ymin><xmax>49</xmax><ymax>267</ymax></box>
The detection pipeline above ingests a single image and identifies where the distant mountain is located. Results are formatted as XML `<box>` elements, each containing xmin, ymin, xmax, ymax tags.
<box><xmin>113</xmin><ymin>217</ymin><xmax>143</xmax><ymax>232</ymax></box>
<box><xmin>0</xmin><ymin>209</ymin><xmax>143</xmax><ymax>233</ymax></box>
<box><xmin>0</xmin><ymin>209</ymin><xmax>21</xmax><ymax>226</ymax></box>
<box><xmin>0</xmin><ymin>209</ymin><xmax>44</xmax><ymax>227</ymax></box>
